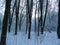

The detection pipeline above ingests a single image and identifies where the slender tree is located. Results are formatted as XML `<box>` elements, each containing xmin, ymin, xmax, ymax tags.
<box><xmin>15</xmin><ymin>0</ymin><xmax>20</xmax><ymax>35</ymax></box>
<box><xmin>42</xmin><ymin>0</ymin><xmax>48</xmax><ymax>34</ymax></box>
<box><xmin>39</xmin><ymin>0</ymin><xmax>44</xmax><ymax>34</ymax></box>
<box><xmin>8</xmin><ymin>0</ymin><xmax>17</xmax><ymax>32</ymax></box>
<box><xmin>57</xmin><ymin>0</ymin><xmax>60</xmax><ymax>39</ymax></box>
<box><xmin>0</xmin><ymin>18</ymin><xmax>1</xmax><ymax>29</ymax></box>
<box><xmin>19</xmin><ymin>7</ymin><xmax>25</xmax><ymax>30</ymax></box>
<box><xmin>26</xmin><ymin>0</ymin><xmax>29</xmax><ymax>34</ymax></box>
<box><xmin>37</xmin><ymin>0</ymin><xmax>44</xmax><ymax>36</ymax></box>
<box><xmin>19</xmin><ymin>14</ymin><xmax>23</xmax><ymax>30</ymax></box>
<box><xmin>34</xmin><ymin>0</ymin><xmax>37</xmax><ymax>32</ymax></box>
<box><xmin>27</xmin><ymin>0</ymin><xmax>33</xmax><ymax>39</ymax></box>
<box><xmin>19</xmin><ymin>1</ymin><xmax>26</xmax><ymax>30</ymax></box>
<box><xmin>38</xmin><ymin>3</ymin><xmax>40</xmax><ymax>36</ymax></box>
<box><xmin>0</xmin><ymin>0</ymin><xmax>11</xmax><ymax>45</ymax></box>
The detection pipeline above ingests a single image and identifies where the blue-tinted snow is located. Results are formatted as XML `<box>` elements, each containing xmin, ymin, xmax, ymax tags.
<box><xmin>6</xmin><ymin>32</ymin><xmax>60</xmax><ymax>45</ymax></box>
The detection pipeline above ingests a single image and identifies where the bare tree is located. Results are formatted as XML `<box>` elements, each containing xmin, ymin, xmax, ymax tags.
<box><xmin>57</xmin><ymin>0</ymin><xmax>60</xmax><ymax>39</ymax></box>
<box><xmin>19</xmin><ymin>0</ymin><xmax>26</xmax><ymax>31</ymax></box>
<box><xmin>8</xmin><ymin>0</ymin><xmax>17</xmax><ymax>32</ymax></box>
<box><xmin>42</xmin><ymin>0</ymin><xmax>48</xmax><ymax>34</ymax></box>
<box><xmin>38</xmin><ymin>3</ymin><xmax>40</xmax><ymax>36</ymax></box>
<box><xmin>0</xmin><ymin>0</ymin><xmax>11</xmax><ymax>45</ymax></box>
<box><xmin>27</xmin><ymin>0</ymin><xmax>33</xmax><ymax>39</ymax></box>
<box><xmin>34</xmin><ymin>0</ymin><xmax>37</xmax><ymax>32</ymax></box>
<box><xmin>39</xmin><ymin>0</ymin><xmax>44</xmax><ymax>34</ymax></box>
<box><xmin>26</xmin><ymin>0</ymin><xmax>29</xmax><ymax>34</ymax></box>
<box><xmin>37</xmin><ymin>0</ymin><xmax>48</xmax><ymax>35</ymax></box>
<box><xmin>37</xmin><ymin>0</ymin><xmax>44</xmax><ymax>36</ymax></box>
<box><xmin>15</xmin><ymin>0</ymin><xmax>20</xmax><ymax>35</ymax></box>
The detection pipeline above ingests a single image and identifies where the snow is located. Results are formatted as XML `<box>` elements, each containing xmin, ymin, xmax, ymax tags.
<box><xmin>6</xmin><ymin>31</ymin><xmax>60</xmax><ymax>45</ymax></box>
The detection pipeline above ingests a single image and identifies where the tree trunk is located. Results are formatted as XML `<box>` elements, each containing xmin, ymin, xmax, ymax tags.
<box><xmin>8</xmin><ymin>0</ymin><xmax>17</xmax><ymax>32</ymax></box>
<box><xmin>15</xmin><ymin>0</ymin><xmax>20</xmax><ymax>35</ymax></box>
<box><xmin>0</xmin><ymin>0</ymin><xmax>11</xmax><ymax>45</ymax></box>
<box><xmin>26</xmin><ymin>1</ymin><xmax>29</xmax><ymax>34</ymax></box>
<box><xmin>39</xmin><ymin>0</ymin><xmax>44</xmax><ymax>34</ymax></box>
<box><xmin>27</xmin><ymin>0</ymin><xmax>33</xmax><ymax>39</ymax></box>
<box><xmin>57</xmin><ymin>0</ymin><xmax>60</xmax><ymax>39</ymax></box>
<box><xmin>42</xmin><ymin>0</ymin><xmax>48</xmax><ymax>34</ymax></box>
<box><xmin>38</xmin><ymin>4</ymin><xmax>40</xmax><ymax>36</ymax></box>
<box><xmin>34</xmin><ymin>0</ymin><xmax>37</xmax><ymax>32</ymax></box>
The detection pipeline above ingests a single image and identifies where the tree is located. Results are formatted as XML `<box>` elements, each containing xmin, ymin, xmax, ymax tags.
<box><xmin>27</xmin><ymin>0</ymin><xmax>33</xmax><ymax>39</ymax></box>
<box><xmin>57</xmin><ymin>0</ymin><xmax>60</xmax><ymax>39</ymax></box>
<box><xmin>0</xmin><ymin>0</ymin><xmax>11</xmax><ymax>45</ymax></box>
<box><xmin>34</xmin><ymin>0</ymin><xmax>37</xmax><ymax>32</ymax></box>
<box><xmin>41</xmin><ymin>0</ymin><xmax>48</xmax><ymax>34</ymax></box>
<box><xmin>15</xmin><ymin>0</ymin><xmax>20</xmax><ymax>35</ymax></box>
<box><xmin>0</xmin><ymin>18</ymin><xmax>1</xmax><ymax>29</ymax></box>
<box><xmin>8</xmin><ymin>0</ymin><xmax>17</xmax><ymax>32</ymax></box>
<box><xmin>26</xmin><ymin>0</ymin><xmax>29</xmax><ymax>34</ymax></box>
<box><xmin>39</xmin><ymin>0</ymin><xmax>44</xmax><ymax>34</ymax></box>
<box><xmin>37</xmin><ymin>3</ymin><xmax>40</xmax><ymax>36</ymax></box>
<box><xmin>37</xmin><ymin>0</ymin><xmax>44</xmax><ymax>36</ymax></box>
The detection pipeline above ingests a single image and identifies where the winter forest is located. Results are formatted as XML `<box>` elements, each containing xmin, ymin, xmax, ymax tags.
<box><xmin>0</xmin><ymin>0</ymin><xmax>60</xmax><ymax>45</ymax></box>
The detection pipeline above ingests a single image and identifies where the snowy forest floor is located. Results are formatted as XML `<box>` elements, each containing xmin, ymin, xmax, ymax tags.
<box><xmin>0</xmin><ymin>31</ymin><xmax>60</xmax><ymax>45</ymax></box>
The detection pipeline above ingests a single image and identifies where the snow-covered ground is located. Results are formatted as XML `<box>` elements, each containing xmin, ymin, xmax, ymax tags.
<box><xmin>5</xmin><ymin>31</ymin><xmax>60</xmax><ymax>45</ymax></box>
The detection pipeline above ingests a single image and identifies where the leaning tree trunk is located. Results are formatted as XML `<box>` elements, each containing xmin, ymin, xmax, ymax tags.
<box><xmin>42</xmin><ymin>0</ymin><xmax>48</xmax><ymax>34</ymax></box>
<box><xmin>8</xmin><ymin>0</ymin><xmax>17</xmax><ymax>32</ymax></box>
<box><xmin>57</xmin><ymin>0</ymin><xmax>60</xmax><ymax>39</ymax></box>
<box><xmin>0</xmin><ymin>0</ymin><xmax>11</xmax><ymax>45</ymax></box>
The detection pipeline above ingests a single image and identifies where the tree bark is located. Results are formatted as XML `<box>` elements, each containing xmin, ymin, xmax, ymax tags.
<box><xmin>57</xmin><ymin>0</ymin><xmax>60</xmax><ymax>39</ymax></box>
<box><xmin>8</xmin><ymin>0</ymin><xmax>17</xmax><ymax>32</ymax></box>
<box><xmin>42</xmin><ymin>0</ymin><xmax>48</xmax><ymax>34</ymax></box>
<box><xmin>27</xmin><ymin>0</ymin><xmax>33</xmax><ymax>39</ymax></box>
<box><xmin>0</xmin><ymin>0</ymin><xmax>11</xmax><ymax>45</ymax></box>
<box><xmin>15</xmin><ymin>0</ymin><xmax>20</xmax><ymax>35</ymax></box>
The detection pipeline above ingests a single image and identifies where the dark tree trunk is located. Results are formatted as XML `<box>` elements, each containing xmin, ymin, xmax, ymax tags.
<box><xmin>15</xmin><ymin>0</ymin><xmax>20</xmax><ymax>35</ymax></box>
<box><xmin>57</xmin><ymin>0</ymin><xmax>60</xmax><ymax>39</ymax></box>
<box><xmin>0</xmin><ymin>0</ymin><xmax>11</xmax><ymax>45</ymax></box>
<box><xmin>27</xmin><ymin>0</ymin><xmax>33</xmax><ymax>39</ymax></box>
<box><xmin>42</xmin><ymin>0</ymin><xmax>48</xmax><ymax>33</ymax></box>
<box><xmin>39</xmin><ymin>0</ymin><xmax>44</xmax><ymax>34</ymax></box>
<box><xmin>8</xmin><ymin>0</ymin><xmax>17</xmax><ymax>32</ymax></box>
<box><xmin>27</xmin><ymin>0</ymin><xmax>30</xmax><ymax>39</ymax></box>
<box><xmin>19</xmin><ymin>9</ymin><xmax>24</xmax><ymax>30</ymax></box>
<box><xmin>38</xmin><ymin>4</ymin><xmax>40</xmax><ymax>36</ymax></box>
<box><xmin>19</xmin><ymin>1</ymin><xmax>26</xmax><ymax>30</ymax></box>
